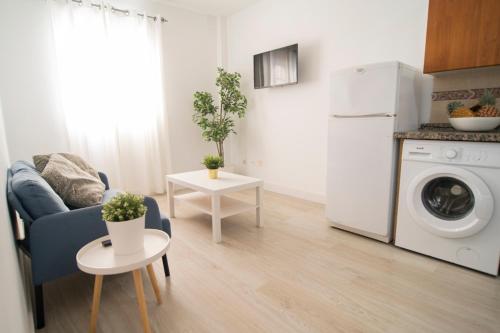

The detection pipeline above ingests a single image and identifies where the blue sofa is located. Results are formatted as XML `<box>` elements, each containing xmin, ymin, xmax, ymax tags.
<box><xmin>6</xmin><ymin>161</ymin><xmax>171</xmax><ymax>329</ymax></box>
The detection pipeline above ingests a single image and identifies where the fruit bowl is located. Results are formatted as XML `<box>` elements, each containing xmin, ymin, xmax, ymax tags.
<box><xmin>449</xmin><ymin>117</ymin><xmax>500</xmax><ymax>132</ymax></box>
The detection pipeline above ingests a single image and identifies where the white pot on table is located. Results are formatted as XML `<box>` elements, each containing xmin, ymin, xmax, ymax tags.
<box><xmin>105</xmin><ymin>215</ymin><xmax>145</xmax><ymax>255</ymax></box>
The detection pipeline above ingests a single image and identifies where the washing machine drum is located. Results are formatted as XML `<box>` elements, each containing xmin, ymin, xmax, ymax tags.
<box><xmin>407</xmin><ymin>166</ymin><xmax>494</xmax><ymax>238</ymax></box>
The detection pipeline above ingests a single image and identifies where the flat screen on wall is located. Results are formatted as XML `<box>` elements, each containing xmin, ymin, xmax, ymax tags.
<box><xmin>254</xmin><ymin>44</ymin><xmax>298</xmax><ymax>89</ymax></box>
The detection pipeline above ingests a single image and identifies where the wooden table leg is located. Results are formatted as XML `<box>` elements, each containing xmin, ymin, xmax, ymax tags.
<box><xmin>211</xmin><ymin>194</ymin><xmax>222</xmax><ymax>243</ymax></box>
<box><xmin>146</xmin><ymin>264</ymin><xmax>162</xmax><ymax>304</ymax></box>
<box><xmin>132</xmin><ymin>270</ymin><xmax>152</xmax><ymax>333</ymax></box>
<box><xmin>167</xmin><ymin>181</ymin><xmax>175</xmax><ymax>218</ymax></box>
<box><xmin>89</xmin><ymin>275</ymin><xmax>103</xmax><ymax>333</ymax></box>
<box><xmin>256</xmin><ymin>185</ymin><xmax>263</xmax><ymax>227</ymax></box>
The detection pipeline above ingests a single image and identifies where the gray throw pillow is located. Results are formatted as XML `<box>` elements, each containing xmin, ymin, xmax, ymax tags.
<box><xmin>41</xmin><ymin>154</ymin><xmax>105</xmax><ymax>208</ymax></box>
<box><xmin>33</xmin><ymin>153</ymin><xmax>100</xmax><ymax>180</ymax></box>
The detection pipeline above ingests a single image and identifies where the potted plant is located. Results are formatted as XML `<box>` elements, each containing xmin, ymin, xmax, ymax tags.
<box><xmin>193</xmin><ymin>67</ymin><xmax>247</xmax><ymax>166</ymax></box>
<box><xmin>102</xmin><ymin>193</ymin><xmax>148</xmax><ymax>255</ymax></box>
<box><xmin>203</xmin><ymin>155</ymin><xmax>223</xmax><ymax>179</ymax></box>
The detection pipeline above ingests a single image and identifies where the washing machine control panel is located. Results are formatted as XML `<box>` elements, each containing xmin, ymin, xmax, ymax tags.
<box><xmin>403</xmin><ymin>141</ymin><xmax>500</xmax><ymax>168</ymax></box>
<box><xmin>444</xmin><ymin>149</ymin><xmax>458</xmax><ymax>159</ymax></box>
<box><xmin>461</xmin><ymin>150</ymin><xmax>488</xmax><ymax>162</ymax></box>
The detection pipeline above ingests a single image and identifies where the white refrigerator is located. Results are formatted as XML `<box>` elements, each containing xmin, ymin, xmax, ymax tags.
<box><xmin>326</xmin><ymin>61</ymin><xmax>423</xmax><ymax>242</ymax></box>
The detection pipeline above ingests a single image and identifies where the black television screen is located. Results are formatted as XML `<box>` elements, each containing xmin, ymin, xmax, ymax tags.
<box><xmin>254</xmin><ymin>44</ymin><xmax>298</xmax><ymax>89</ymax></box>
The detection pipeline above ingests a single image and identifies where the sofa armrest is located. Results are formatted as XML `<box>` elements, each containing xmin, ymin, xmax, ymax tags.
<box><xmin>143</xmin><ymin>196</ymin><xmax>162</xmax><ymax>230</ymax></box>
<box><xmin>29</xmin><ymin>196</ymin><xmax>165</xmax><ymax>284</ymax></box>
<box><xmin>98</xmin><ymin>172</ymin><xmax>110</xmax><ymax>190</ymax></box>
<box><xmin>30</xmin><ymin>205</ymin><xmax>108</xmax><ymax>284</ymax></box>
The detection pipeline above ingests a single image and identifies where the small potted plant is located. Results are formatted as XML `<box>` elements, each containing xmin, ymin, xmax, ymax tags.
<box><xmin>203</xmin><ymin>155</ymin><xmax>223</xmax><ymax>179</ymax></box>
<box><xmin>102</xmin><ymin>193</ymin><xmax>148</xmax><ymax>255</ymax></box>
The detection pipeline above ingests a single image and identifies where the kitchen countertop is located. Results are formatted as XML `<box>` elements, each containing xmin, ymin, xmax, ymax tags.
<box><xmin>394</xmin><ymin>123</ymin><xmax>500</xmax><ymax>143</ymax></box>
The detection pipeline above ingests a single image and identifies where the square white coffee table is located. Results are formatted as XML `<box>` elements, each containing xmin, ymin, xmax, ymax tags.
<box><xmin>166</xmin><ymin>170</ymin><xmax>263</xmax><ymax>243</ymax></box>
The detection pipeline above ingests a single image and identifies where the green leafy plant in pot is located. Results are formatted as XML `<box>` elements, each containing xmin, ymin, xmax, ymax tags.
<box><xmin>193</xmin><ymin>67</ymin><xmax>247</xmax><ymax>166</ymax></box>
<box><xmin>203</xmin><ymin>155</ymin><xmax>223</xmax><ymax>179</ymax></box>
<box><xmin>102</xmin><ymin>193</ymin><xmax>148</xmax><ymax>255</ymax></box>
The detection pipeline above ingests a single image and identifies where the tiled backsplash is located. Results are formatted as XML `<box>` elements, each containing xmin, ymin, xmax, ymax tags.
<box><xmin>430</xmin><ymin>66</ymin><xmax>500</xmax><ymax>123</ymax></box>
<box><xmin>432</xmin><ymin>88</ymin><xmax>500</xmax><ymax>101</ymax></box>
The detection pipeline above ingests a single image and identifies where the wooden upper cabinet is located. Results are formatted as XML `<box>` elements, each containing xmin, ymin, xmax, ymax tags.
<box><xmin>424</xmin><ymin>0</ymin><xmax>500</xmax><ymax>73</ymax></box>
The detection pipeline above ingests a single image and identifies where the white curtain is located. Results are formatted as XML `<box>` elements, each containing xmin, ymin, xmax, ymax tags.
<box><xmin>49</xmin><ymin>0</ymin><xmax>169</xmax><ymax>194</ymax></box>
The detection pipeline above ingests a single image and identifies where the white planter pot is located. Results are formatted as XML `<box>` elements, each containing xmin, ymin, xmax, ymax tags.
<box><xmin>105</xmin><ymin>215</ymin><xmax>145</xmax><ymax>256</ymax></box>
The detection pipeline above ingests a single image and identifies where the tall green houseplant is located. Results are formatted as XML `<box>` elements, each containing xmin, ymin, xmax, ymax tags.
<box><xmin>193</xmin><ymin>68</ymin><xmax>247</xmax><ymax>165</ymax></box>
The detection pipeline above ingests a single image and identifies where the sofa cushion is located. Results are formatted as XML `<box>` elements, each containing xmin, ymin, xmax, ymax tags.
<box><xmin>33</xmin><ymin>153</ymin><xmax>100</xmax><ymax>180</ymax></box>
<box><xmin>41</xmin><ymin>154</ymin><xmax>105</xmax><ymax>208</ymax></box>
<box><xmin>10</xmin><ymin>162</ymin><xmax>69</xmax><ymax>220</ymax></box>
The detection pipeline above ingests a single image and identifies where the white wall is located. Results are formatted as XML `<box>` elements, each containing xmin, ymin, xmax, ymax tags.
<box><xmin>226</xmin><ymin>0</ymin><xmax>429</xmax><ymax>202</ymax></box>
<box><xmin>0</xmin><ymin>0</ymin><xmax>218</xmax><ymax>173</ymax></box>
<box><xmin>0</xmin><ymin>99</ymin><xmax>32</xmax><ymax>333</ymax></box>
<box><xmin>158</xmin><ymin>4</ymin><xmax>219</xmax><ymax>172</ymax></box>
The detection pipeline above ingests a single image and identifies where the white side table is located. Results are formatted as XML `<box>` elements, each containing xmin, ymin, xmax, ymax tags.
<box><xmin>77</xmin><ymin>229</ymin><xmax>170</xmax><ymax>333</ymax></box>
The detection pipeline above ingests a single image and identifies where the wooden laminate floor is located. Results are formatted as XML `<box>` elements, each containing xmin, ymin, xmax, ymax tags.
<box><xmin>40</xmin><ymin>190</ymin><xmax>500</xmax><ymax>333</ymax></box>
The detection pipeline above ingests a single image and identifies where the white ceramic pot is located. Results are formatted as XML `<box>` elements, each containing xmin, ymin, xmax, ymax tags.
<box><xmin>105</xmin><ymin>215</ymin><xmax>145</xmax><ymax>255</ymax></box>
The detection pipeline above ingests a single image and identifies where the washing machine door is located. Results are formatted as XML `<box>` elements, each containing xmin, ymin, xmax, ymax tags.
<box><xmin>407</xmin><ymin>166</ymin><xmax>494</xmax><ymax>238</ymax></box>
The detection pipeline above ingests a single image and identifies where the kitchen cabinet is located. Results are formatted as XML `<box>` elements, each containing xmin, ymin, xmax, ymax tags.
<box><xmin>424</xmin><ymin>0</ymin><xmax>500</xmax><ymax>73</ymax></box>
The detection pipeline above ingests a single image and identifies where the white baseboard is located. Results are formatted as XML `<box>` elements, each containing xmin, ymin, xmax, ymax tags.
<box><xmin>263</xmin><ymin>182</ymin><xmax>326</xmax><ymax>204</ymax></box>
<box><xmin>228</xmin><ymin>166</ymin><xmax>326</xmax><ymax>204</ymax></box>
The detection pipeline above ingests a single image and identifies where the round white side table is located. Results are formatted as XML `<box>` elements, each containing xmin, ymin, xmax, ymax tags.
<box><xmin>77</xmin><ymin>229</ymin><xmax>170</xmax><ymax>333</ymax></box>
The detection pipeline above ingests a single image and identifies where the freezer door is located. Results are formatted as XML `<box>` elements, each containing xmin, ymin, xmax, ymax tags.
<box><xmin>330</xmin><ymin>62</ymin><xmax>398</xmax><ymax>117</ymax></box>
<box><xmin>326</xmin><ymin>116</ymin><xmax>397</xmax><ymax>237</ymax></box>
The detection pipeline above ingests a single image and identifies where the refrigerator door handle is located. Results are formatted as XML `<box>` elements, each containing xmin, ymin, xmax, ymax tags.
<box><xmin>330</xmin><ymin>113</ymin><xmax>396</xmax><ymax>119</ymax></box>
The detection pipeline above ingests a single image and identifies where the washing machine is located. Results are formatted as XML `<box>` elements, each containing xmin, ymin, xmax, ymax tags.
<box><xmin>395</xmin><ymin>140</ymin><xmax>500</xmax><ymax>275</ymax></box>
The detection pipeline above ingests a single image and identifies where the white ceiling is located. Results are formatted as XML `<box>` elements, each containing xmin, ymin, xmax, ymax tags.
<box><xmin>155</xmin><ymin>0</ymin><xmax>259</xmax><ymax>16</ymax></box>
